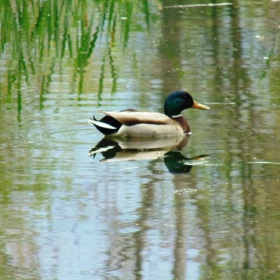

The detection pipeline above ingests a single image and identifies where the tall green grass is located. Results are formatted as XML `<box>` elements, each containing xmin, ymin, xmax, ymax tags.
<box><xmin>0</xmin><ymin>0</ymin><xmax>152</xmax><ymax>101</ymax></box>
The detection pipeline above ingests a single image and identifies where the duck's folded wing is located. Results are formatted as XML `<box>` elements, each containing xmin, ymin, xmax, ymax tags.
<box><xmin>99</xmin><ymin>110</ymin><xmax>173</xmax><ymax>125</ymax></box>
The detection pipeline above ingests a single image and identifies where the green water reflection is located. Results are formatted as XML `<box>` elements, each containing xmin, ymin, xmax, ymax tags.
<box><xmin>1</xmin><ymin>0</ymin><xmax>280</xmax><ymax>279</ymax></box>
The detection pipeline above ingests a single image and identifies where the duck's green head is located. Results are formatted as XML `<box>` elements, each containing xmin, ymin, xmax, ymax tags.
<box><xmin>164</xmin><ymin>91</ymin><xmax>210</xmax><ymax>118</ymax></box>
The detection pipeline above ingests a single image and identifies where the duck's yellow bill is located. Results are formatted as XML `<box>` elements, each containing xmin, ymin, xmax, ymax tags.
<box><xmin>192</xmin><ymin>100</ymin><xmax>210</xmax><ymax>110</ymax></box>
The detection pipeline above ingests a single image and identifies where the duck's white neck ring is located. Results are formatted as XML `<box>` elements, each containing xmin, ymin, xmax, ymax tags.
<box><xmin>171</xmin><ymin>114</ymin><xmax>182</xmax><ymax>118</ymax></box>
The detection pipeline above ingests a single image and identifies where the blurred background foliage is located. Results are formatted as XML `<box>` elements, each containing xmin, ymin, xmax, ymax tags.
<box><xmin>0</xmin><ymin>0</ymin><xmax>157</xmax><ymax>101</ymax></box>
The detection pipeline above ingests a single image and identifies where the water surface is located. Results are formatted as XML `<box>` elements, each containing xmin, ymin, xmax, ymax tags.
<box><xmin>1</xmin><ymin>1</ymin><xmax>280</xmax><ymax>279</ymax></box>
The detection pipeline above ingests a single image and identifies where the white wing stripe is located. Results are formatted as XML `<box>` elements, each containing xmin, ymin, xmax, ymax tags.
<box><xmin>88</xmin><ymin>119</ymin><xmax>116</xmax><ymax>130</ymax></box>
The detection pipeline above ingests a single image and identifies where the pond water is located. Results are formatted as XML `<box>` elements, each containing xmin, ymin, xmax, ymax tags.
<box><xmin>1</xmin><ymin>1</ymin><xmax>280</xmax><ymax>279</ymax></box>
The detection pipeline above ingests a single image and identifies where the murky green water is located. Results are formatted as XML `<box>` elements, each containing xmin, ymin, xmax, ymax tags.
<box><xmin>1</xmin><ymin>0</ymin><xmax>280</xmax><ymax>279</ymax></box>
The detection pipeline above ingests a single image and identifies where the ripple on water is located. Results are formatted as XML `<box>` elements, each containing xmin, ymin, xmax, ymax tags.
<box><xmin>43</xmin><ymin>128</ymin><xmax>100</xmax><ymax>145</ymax></box>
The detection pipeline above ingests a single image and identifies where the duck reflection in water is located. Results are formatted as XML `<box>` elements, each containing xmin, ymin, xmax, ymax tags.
<box><xmin>88</xmin><ymin>135</ymin><xmax>208</xmax><ymax>174</ymax></box>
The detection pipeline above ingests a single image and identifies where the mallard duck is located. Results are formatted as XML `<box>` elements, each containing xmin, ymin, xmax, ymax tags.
<box><xmin>88</xmin><ymin>91</ymin><xmax>210</xmax><ymax>138</ymax></box>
